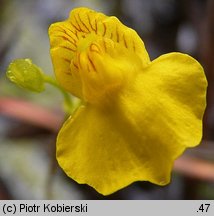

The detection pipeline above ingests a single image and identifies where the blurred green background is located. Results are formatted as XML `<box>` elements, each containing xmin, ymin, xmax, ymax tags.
<box><xmin>0</xmin><ymin>0</ymin><xmax>214</xmax><ymax>199</ymax></box>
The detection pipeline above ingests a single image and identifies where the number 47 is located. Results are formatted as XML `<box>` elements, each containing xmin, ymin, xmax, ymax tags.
<box><xmin>198</xmin><ymin>204</ymin><xmax>210</xmax><ymax>212</ymax></box>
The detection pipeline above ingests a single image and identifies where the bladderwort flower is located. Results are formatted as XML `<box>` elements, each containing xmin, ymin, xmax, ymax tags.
<box><xmin>48</xmin><ymin>7</ymin><xmax>207</xmax><ymax>195</ymax></box>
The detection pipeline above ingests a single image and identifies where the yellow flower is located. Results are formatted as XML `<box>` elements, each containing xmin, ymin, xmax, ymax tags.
<box><xmin>49</xmin><ymin>7</ymin><xmax>207</xmax><ymax>195</ymax></box>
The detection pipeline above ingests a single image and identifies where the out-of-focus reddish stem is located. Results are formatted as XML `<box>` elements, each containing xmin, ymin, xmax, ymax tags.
<box><xmin>0</xmin><ymin>97</ymin><xmax>63</xmax><ymax>132</ymax></box>
<box><xmin>174</xmin><ymin>155</ymin><xmax>214</xmax><ymax>182</ymax></box>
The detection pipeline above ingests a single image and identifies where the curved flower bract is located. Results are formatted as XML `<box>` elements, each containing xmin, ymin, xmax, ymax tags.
<box><xmin>49</xmin><ymin>7</ymin><xmax>207</xmax><ymax>195</ymax></box>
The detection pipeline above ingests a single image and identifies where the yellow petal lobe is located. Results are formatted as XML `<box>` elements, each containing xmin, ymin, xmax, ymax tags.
<box><xmin>74</xmin><ymin>37</ymin><xmax>143</xmax><ymax>105</ymax></box>
<box><xmin>57</xmin><ymin>105</ymin><xmax>173</xmax><ymax>195</ymax></box>
<box><xmin>48</xmin><ymin>7</ymin><xmax>150</xmax><ymax>98</ymax></box>
<box><xmin>56</xmin><ymin>52</ymin><xmax>207</xmax><ymax>195</ymax></box>
<box><xmin>118</xmin><ymin>52</ymin><xmax>207</xmax><ymax>155</ymax></box>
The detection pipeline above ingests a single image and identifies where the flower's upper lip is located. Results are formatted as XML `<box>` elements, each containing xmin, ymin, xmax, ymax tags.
<box><xmin>49</xmin><ymin>7</ymin><xmax>150</xmax><ymax>66</ymax></box>
<box><xmin>48</xmin><ymin>7</ymin><xmax>150</xmax><ymax>101</ymax></box>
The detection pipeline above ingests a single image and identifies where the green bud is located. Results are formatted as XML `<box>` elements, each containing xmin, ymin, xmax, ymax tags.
<box><xmin>6</xmin><ymin>59</ymin><xmax>45</xmax><ymax>92</ymax></box>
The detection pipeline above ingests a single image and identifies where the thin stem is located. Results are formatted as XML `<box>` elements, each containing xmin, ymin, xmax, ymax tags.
<box><xmin>43</xmin><ymin>75</ymin><xmax>73</xmax><ymax>115</ymax></box>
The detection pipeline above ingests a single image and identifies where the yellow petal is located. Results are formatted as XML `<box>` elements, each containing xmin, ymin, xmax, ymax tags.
<box><xmin>56</xmin><ymin>52</ymin><xmax>207</xmax><ymax>195</ymax></box>
<box><xmin>118</xmin><ymin>52</ymin><xmax>207</xmax><ymax>153</ymax></box>
<box><xmin>74</xmin><ymin>37</ymin><xmax>143</xmax><ymax>105</ymax></box>
<box><xmin>49</xmin><ymin>20</ymin><xmax>83</xmax><ymax>98</ymax></box>
<box><xmin>57</xmin><ymin>105</ymin><xmax>173</xmax><ymax>195</ymax></box>
<box><xmin>48</xmin><ymin>7</ymin><xmax>150</xmax><ymax>97</ymax></box>
<box><xmin>95</xmin><ymin>15</ymin><xmax>150</xmax><ymax>65</ymax></box>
